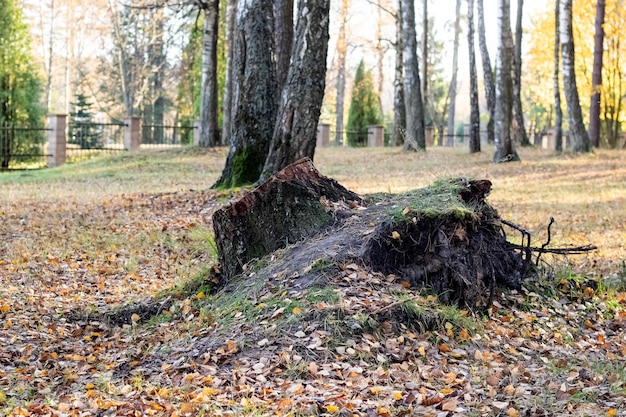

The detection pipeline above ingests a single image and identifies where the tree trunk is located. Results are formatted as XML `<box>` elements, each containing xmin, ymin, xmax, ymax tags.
<box><xmin>588</xmin><ymin>0</ymin><xmax>605</xmax><ymax>148</ymax></box>
<box><xmin>554</xmin><ymin>0</ymin><xmax>563</xmax><ymax>151</ymax></box>
<box><xmin>401</xmin><ymin>0</ymin><xmax>426</xmax><ymax>151</ymax></box>
<box><xmin>560</xmin><ymin>0</ymin><xmax>589</xmax><ymax>153</ymax></box>
<box><xmin>152</xmin><ymin>6</ymin><xmax>165</xmax><ymax>145</ymax></box>
<box><xmin>261</xmin><ymin>0</ymin><xmax>330</xmax><ymax>181</ymax></box>
<box><xmin>511</xmin><ymin>0</ymin><xmax>529</xmax><ymax>146</ymax></box>
<box><xmin>477</xmin><ymin>0</ymin><xmax>494</xmax><ymax>144</ymax></box>
<box><xmin>493</xmin><ymin>0</ymin><xmax>520</xmax><ymax>163</ymax></box>
<box><xmin>274</xmin><ymin>0</ymin><xmax>294</xmax><ymax>94</ymax></box>
<box><xmin>199</xmin><ymin>1</ymin><xmax>220</xmax><ymax>147</ymax></box>
<box><xmin>213</xmin><ymin>0</ymin><xmax>276</xmax><ymax>188</ymax></box>
<box><xmin>392</xmin><ymin>0</ymin><xmax>406</xmax><ymax>147</ymax></box>
<box><xmin>422</xmin><ymin>0</ymin><xmax>428</xmax><ymax>121</ymax></box>
<box><xmin>468</xmin><ymin>0</ymin><xmax>480</xmax><ymax>153</ymax></box>
<box><xmin>221</xmin><ymin>0</ymin><xmax>237</xmax><ymax>146</ymax></box>
<box><xmin>44</xmin><ymin>0</ymin><xmax>55</xmax><ymax>112</ymax></box>
<box><xmin>213</xmin><ymin>158</ymin><xmax>361</xmax><ymax>280</ymax></box>
<box><xmin>446</xmin><ymin>0</ymin><xmax>461</xmax><ymax>147</ymax></box>
<box><xmin>335</xmin><ymin>0</ymin><xmax>350</xmax><ymax>146</ymax></box>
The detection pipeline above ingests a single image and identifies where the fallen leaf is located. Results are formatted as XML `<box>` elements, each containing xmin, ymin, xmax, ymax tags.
<box><xmin>391</xmin><ymin>231</ymin><xmax>400</xmax><ymax>239</ymax></box>
<box><xmin>442</xmin><ymin>398</ymin><xmax>458</xmax><ymax>411</ymax></box>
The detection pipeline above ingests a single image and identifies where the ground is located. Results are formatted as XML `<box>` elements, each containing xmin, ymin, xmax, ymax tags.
<box><xmin>0</xmin><ymin>146</ymin><xmax>625</xmax><ymax>416</ymax></box>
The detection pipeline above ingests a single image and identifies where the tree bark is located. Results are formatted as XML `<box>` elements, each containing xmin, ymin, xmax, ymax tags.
<box><xmin>401</xmin><ymin>0</ymin><xmax>426</xmax><ymax>151</ymax></box>
<box><xmin>588</xmin><ymin>0</ymin><xmax>605</xmax><ymax>148</ymax></box>
<box><xmin>221</xmin><ymin>0</ymin><xmax>237</xmax><ymax>146</ymax></box>
<box><xmin>214</xmin><ymin>0</ymin><xmax>277</xmax><ymax>188</ymax></box>
<box><xmin>477</xmin><ymin>0</ymin><xmax>494</xmax><ymax>144</ymax></box>
<box><xmin>261</xmin><ymin>0</ymin><xmax>330</xmax><ymax>181</ymax></box>
<box><xmin>511</xmin><ymin>0</ymin><xmax>530</xmax><ymax>146</ymax></box>
<box><xmin>560</xmin><ymin>0</ymin><xmax>590</xmax><ymax>153</ymax></box>
<box><xmin>335</xmin><ymin>0</ymin><xmax>350</xmax><ymax>146</ymax></box>
<box><xmin>422</xmin><ymin>0</ymin><xmax>428</xmax><ymax>121</ymax></box>
<box><xmin>493</xmin><ymin>0</ymin><xmax>520</xmax><ymax>162</ymax></box>
<box><xmin>152</xmin><ymin>6</ymin><xmax>165</xmax><ymax>145</ymax></box>
<box><xmin>392</xmin><ymin>0</ymin><xmax>406</xmax><ymax>147</ymax></box>
<box><xmin>446</xmin><ymin>0</ymin><xmax>461</xmax><ymax>147</ymax></box>
<box><xmin>274</xmin><ymin>0</ymin><xmax>294</xmax><ymax>95</ymax></box>
<box><xmin>554</xmin><ymin>0</ymin><xmax>563</xmax><ymax>151</ymax></box>
<box><xmin>199</xmin><ymin>0</ymin><xmax>220</xmax><ymax>147</ymax></box>
<box><xmin>467</xmin><ymin>0</ymin><xmax>480</xmax><ymax>153</ymax></box>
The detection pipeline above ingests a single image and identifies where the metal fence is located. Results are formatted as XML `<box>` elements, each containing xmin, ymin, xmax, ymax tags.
<box><xmin>141</xmin><ymin>124</ymin><xmax>196</xmax><ymax>147</ymax></box>
<box><xmin>66</xmin><ymin>122</ymin><xmax>125</xmax><ymax>159</ymax></box>
<box><xmin>0</xmin><ymin>123</ymin><xmax>49</xmax><ymax>170</ymax></box>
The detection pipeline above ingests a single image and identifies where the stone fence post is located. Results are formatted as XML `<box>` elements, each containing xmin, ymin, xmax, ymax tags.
<box><xmin>367</xmin><ymin>125</ymin><xmax>384</xmax><ymax>147</ymax></box>
<box><xmin>316</xmin><ymin>123</ymin><xmax>330</xmax><ymax>147</ymax></box>
<box><xmin>124</xmin><ymin>116</ymin><xmax>142</xmax><ymax>150</ymax></box>
<box><xmin>193</xmin><ymin>120</ymin><xmax>202</xmax><ymax>146</ymax></box>
<box><xmin>47</xmin><ymin>114</ymin><xmax>66</xmax><ymax>168</ymax></box>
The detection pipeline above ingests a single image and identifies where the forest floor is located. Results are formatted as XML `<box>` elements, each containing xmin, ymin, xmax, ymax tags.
<box><xmin>0</xmin><ymin>146</ymin><xmax>625</xmax><ymax>416</ymax></box>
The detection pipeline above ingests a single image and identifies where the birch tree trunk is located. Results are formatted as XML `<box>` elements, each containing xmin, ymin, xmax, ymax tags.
<box><xmin>467</xmin><ymin>0</ymin><xmax>480</xmax><ymax>153</ymax></box>
<box><xmin>392</xmin><ymin>0</ymin><xmax>406</xmax><ymax>147</ymax></box>
<box><xmin>446</xmin><ymin>0</ymin><xmax>461</xmax><ymax>147</ymax></box>
<box><xmin>335</xmin><ymin>0</ymin><xmax>350</xmax><ymax>146</ymax></box>
<box><xmin>560</xmin><ymin>0</ymin><xmax>590</xmax><ymax>153</ymax></box>
<box><xmin>477</xmin><ymin>0</ymin><xmax>494</xmax><ymax>144</ymax></box>
<box><xmin>401</xmin><ymin>0</ymin><xmax>426</xmax><ymax>151</ymax></box>
<box><xmin>213</xmin><ymin>0</ymin><xmax>276</xmax><ymax>188</ymax></box>
<box><xmin>221</xmin><ymin>0</ymin><xmax>237</xmax><ymax>146</ymax></box>
<box><xmin>588</xmin><ymin>0</ymin><xmax>605</xmax><ymax>148</ymax></box>
<box><xmin>511</xmin><ymin>0</ymin><xmax>529</xmax><ymax>146</ymax></box>
<box><xmin>493</xmin><ymin>0</ymin><xmax>520</xmax><ymax>162</ymax></box>
<box><xmin>553</xmin><ymin>0</ymin><xmax>563</xmax><ymax>151</ymax></box>
<box><xmin>261</xmin><ymin>0</ymin><xmax>330</xmax><ymax>181</ymax></box>
<box><xmin>199</xmin><ymin>0</ymin><xmax>219</xmax><ymax>147</ymax></box>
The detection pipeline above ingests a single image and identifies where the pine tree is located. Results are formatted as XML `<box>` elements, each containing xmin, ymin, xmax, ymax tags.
<box><xmin>346</xmin><ymin>60</ymin><xmax>383</xmax><ymax>146</ymax></box>
<box><xmin>68</xmin><ymin>94</ymin><xmax>101</xmax><ymax>148</ymax></box>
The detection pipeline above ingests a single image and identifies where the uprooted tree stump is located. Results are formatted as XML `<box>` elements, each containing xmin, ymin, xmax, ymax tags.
<box><xmin>212</xmin><ymin>158</ymin><xmax>534</xmax><ymax>307</ymax></box>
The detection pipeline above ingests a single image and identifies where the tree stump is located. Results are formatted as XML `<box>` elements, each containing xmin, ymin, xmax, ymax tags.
<box><xmin>212</xmin><ymin>157</ymin><xmax>362</xmax><ymax>279</ymax></box>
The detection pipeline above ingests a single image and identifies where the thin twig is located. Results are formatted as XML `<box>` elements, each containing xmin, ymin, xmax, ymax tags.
<box><xmin>371</xmin><ymin>295</ymin><xmax>422</xmax><ymax>315</ymax></box>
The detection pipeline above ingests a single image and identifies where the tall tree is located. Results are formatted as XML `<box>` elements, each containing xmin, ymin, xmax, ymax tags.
<box><xmin>476</xmin><ymin>0</ymin><xmax>494</xmax><ymax>144</ymax></box>
<box><xmin>421</xmin><ymin>0</ymin><xmax>428</xmax><ymax>119</ymax></box>
<box><xmin>346</xmin><ymin>60</ymin><xmax>383</xmax><ymax>146</ymax></box>
<box><xmin>334</xmin><ymin>0</ymin><xmax>350</xmax><ymax>146</ymax></box>
<box><xmin>511</xmin><ymin>0</ymin><xmax>530</xmax><ymax>146</ymax></box>
<box><xmin>392</xmin><ymin>0</ymin><xmax>406</xmax><ymax>146</ymax></box>
<box><xmin>261</xmin><ymin>0</ymin><xmax>331</xmax><ymax>180</ymax></box>
<box><xmin>401</xmin><ymin>0</ymin><xmax>426</xmax><ymax>150</ymax></box>
<box><xmin>274</xmin><ymin>0</ymin><xmax>294</xmax><ymax>94</ymax></box>
<box><xmin>467</xmin><ymin>0</ymin><xmax>480</xmax><ymax>153</ymax></box>
<box><xmin>446</xmin><ymin>0</ymin><xmax>461</xmax><ymax>147</ymax></box>
<box><xmin>198</xmin><ymin>0</ymin><xmax>220</xmax><ymax>147</ymax></box>
<box><xmin>560</xmin><ymin>0</ymin><xmax>589</xmax><ymax>152</ymax></box>
<box><xmin>588</xmin><ymin>0</ymin><xmax>605</xmax><ymax>148</ymax></box>
<box><xmin>214</xmin><ymin>0</ymin><xmax>276</xmax><ymax>188</ymax></box>
<box><xmin>553</xmin><ymin>0</ymin><xmax>563</xmax><ymax>151</ymax></box>
<box><xmin>221</xmin><ymin>0</ymin><xmax>237</xmax><ymax>146</ymax></box>
<box><xmin>493</xmin><ymin>0</ymin><xmax>520</xmax><ymax>162</ymax></box>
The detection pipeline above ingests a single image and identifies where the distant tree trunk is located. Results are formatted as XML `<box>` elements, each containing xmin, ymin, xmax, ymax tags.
<box><xmin>199</xmin><ymin>0</ymin><xmax>220</xmax><ymax>147</ymax></box>
<box><xmin>554</xmin><ymin>0</ymin><xmax>563</xmax><ymax>151</ymax></box>
<box><xmin>588</xmin><ymin>0</ymin><xmax>605</xmax><ymax>148</ymax></box>
<box><xmin>511</xmin><ymin>0</ymin><xmax>529</xmax><ymax>146</ymax></box>
<box><xmin>44</xmin><ymin>0</ymin><xmax>55</xmax><ymax>112</ymax></box>
<box><xmin>261</xmin><ymin>0</ymin><xmax>330</xmax><ymax>181</ymax></box>
<box><xmin>493</xmin><ymin>0</ymin><xmax>520</xmax><ymax>162</ymax></box>
<box><xmin>401</xmin><ymin>0</ymin><xmax>426</xmax><ymax>151</ymax></box>
<box><xmin>477</xmin><ymin>0</ymin><xmax>494</xmax><ymax>144</ymax></box>
<box><xmin>335</xmin><ymin>0</ymin><xmax>350</xmax><ymax>146</ymax></box>
<box><xmin>152</xmin><ymin>6</ymin><xmax>165</xmax><ymax>145</ymax></box>
<box><xmin>213</xmin><ymin>0</ymin><xmax>276</xmax><ymax>188</ymax></box>
<box><xmin>221</xmin><ymin>0</ymin><xmax>237</xmax><ymax>146</ymax></box>
<box><xmin>392</xmin><ymin>0</ymin><xmax>406</xmax><ymax>147</ymax></box>
<box><xmin>468</xmin><ymin>0</ymin><xmax>480</xmax><ymax>153</ymax></box>
<box><xmin>446</xmin><ymin>0</ymin><xmax>461</xmax><ymax>147</ymax></box>
<box><xmin>560</xmin><ymin>0</ymin><xmax>589</xmax><ymax>153</ymax></box>
<box><xmin>422</xmin><ymin>0</ymin><xmax>428</xmax><ymax>122</ymax></box>
<box><xmin>275</xmin><ymin>0</ymin><xmax>294</xmax><ymax>94</ymax></box>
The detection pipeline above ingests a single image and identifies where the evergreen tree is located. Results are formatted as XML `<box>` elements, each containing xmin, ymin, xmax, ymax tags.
<box><xmin>346</xmin><ymin>60</ymin><xmax>383</xmax><ymax>146</ymax></box>
<box><xmin>0</xmin><ymin>0</ymin><xmax>44</xmax><ymax>168</ymax></box>
<box><xmin>68</xmin><ymin>94</ymin><xmax>101</xmax><ymax>149</ymax></box>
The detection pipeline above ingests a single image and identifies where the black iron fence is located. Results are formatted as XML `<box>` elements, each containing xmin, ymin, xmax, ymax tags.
<box><xmin>141</xmin><ymin>124</ymin><xmax>196</xmax><ymax>147</ymax></box>
<box><xmin>0</xmin><ymin>123</ymin><xmax>49</xmax><ymax>170</ymax></box>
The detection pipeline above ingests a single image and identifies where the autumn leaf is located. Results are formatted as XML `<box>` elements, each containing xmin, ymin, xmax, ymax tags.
<box><xmin>326</xmin><ymin>404</ymin><xmax>339</xmax><ymax>413</ymax></box>
<box><xmin>391</xmin><ymin>231</ymin><xmax>400</xmax><ymax>239</ymax></box>
<box><xmin>292</xmin><ymin>306</ymin><xmax>302</xmax><ymax>315</ymax></box>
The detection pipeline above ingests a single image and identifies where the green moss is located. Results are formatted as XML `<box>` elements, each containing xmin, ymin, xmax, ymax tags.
<box><xmin>388</xmin><ymin>178</ymin><xmax>479</xmax><ymax>222</ymax></box>
<box><xmin>230</xmin><ymin>146</ymin><xmax>265</xmax><ymax>188</ymax></box>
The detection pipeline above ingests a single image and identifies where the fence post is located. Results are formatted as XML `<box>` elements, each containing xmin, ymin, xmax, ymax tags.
<box><xmin>47</xmin><ymin>114</ymin><xmax>67</xmax><ymax>168</ymax></box>
<box><xmin>367</xmin><ymin>125</ymin><xmax>384</xmax><ymax>147</ymax></box>
<box><xmin>316</xmin><ymin>123</ymin><xmax>330</xmax><ymax>147</ymax></box>
<box><xmin>193</xmin><ymin>120</ymin><xmax>201</xmax><ymax>146</ymax></box>
<box><xmin>124</xmin><ymin>116</ymin><xmax>142</xmax><ymax>150</ymax></box>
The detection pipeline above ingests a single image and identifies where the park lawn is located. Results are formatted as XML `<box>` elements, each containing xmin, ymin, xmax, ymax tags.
<box><xmin>0</xmin><ymin>145</ymin><xmax>625</xmax><ymax>416</ymax></box>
